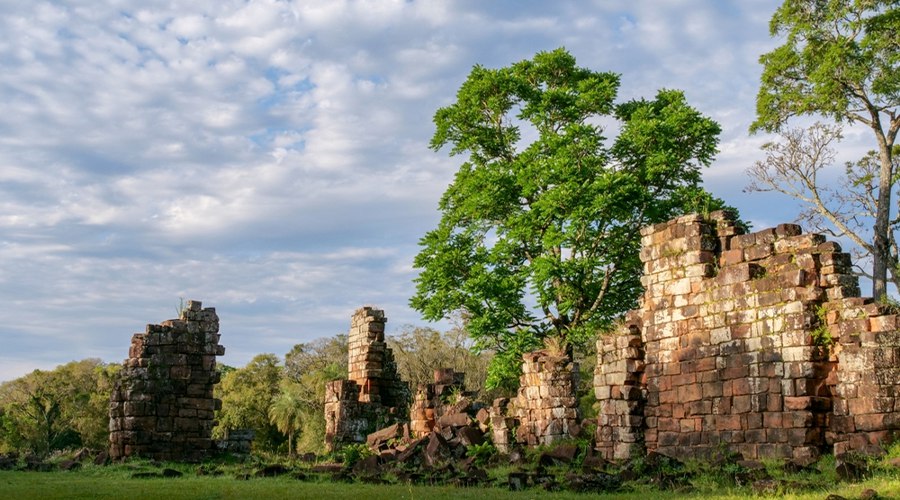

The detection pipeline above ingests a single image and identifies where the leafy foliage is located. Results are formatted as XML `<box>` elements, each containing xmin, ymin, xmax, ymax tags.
<box><xmin>0</xmin><ymin>359</ymin><xmax>119</xmax><ymax>455</ymax></box>
<box><xmin>387</xmin><ymin>323</ymin><xmax>492</xmax><ymax>395</ymax></box>
<box><xmin>214</xmin><ymin>354</ymin><xmax>284</xmax><ymax>452</ymax></box>
<box><xmin>412</xmin><ymin>48</ymin><xmax>730</xmax><ymax>388</ymax></box>
<box><xmin>751</xmin><ymin>0</ymin><xmax>899</xmax><ymax>298</ymax></box>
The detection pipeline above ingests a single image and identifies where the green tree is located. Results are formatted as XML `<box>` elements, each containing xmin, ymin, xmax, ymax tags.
<box><xmin>412</xmin><ymin>48</ymin><xmax>729</xmax><ymax>389</ymax></box>
<box><xmin>0</xmin><ymin>359</ymin><xmax>117</xmax><ymax>455</ymax></box>
<box><xmin>214</xmin><ymin>354</ymin><xmax>284</xmax><ymax>451</ymax></box>
<box><xmin>268</xmin><ymin>382</ymin><xmax>305</xmax><ymax>457</ymax></box>
<box><xmin>752</xmin><ymin>0</ymin><xmax>899</xmax><ymax>298</ymax></box>
<box><xmin>387</xmin><ymin>323</ymin><xmax>492</xmax><ymax>395</ymax></box>
<box><xmin>283</xmin><ymin>336</ymin><xmax>347</xmax><ymax>453</ymax></box>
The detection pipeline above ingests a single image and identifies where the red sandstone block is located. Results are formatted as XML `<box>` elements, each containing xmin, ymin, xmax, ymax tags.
<box><xmin>732</xmin><ymin>378</ymin><xmax>751</xmax><ymax>396</ymax></box>
<box><xmin>733</xmin><ymin>396</ymin><xmax>751</xmax><ymax>414</ymax></box>
<box><xmin>672</xmin><ymin>372</ymin><xmax>696</xmax><ymax>386</ymax></box>
<box><xmin>784</xmin><ymin>397</ymin><xmax>813</xmax><ymax>411</ymax></box>
<box><xmin>767</xmin><ymin>394</ymin><xmax>783</xmax><ymax>412</ymax></box>
<box><xmin>717</xmin><ymin>415</ymin><xmax>742</xmax><ymax>431</ymax></box>
<box><xmin>854</xmin><ymin>413</ymin><xmax>887</xmax><ymax>432</ymax></box>
<box><xmin>746</xmin><ymin>429</ymin><xmax>766</xmax><ymax>443</ymax></box>
<box><xmin>788</xmin><ymin>411</ymin><xmax>815</xmax><ymax>428</ymax></box>
<box><xmin>687</xmin><ymin>400</ymin><xmax>712</xmax><ymax>416</ymax></box>
<box><xmin>702</xmin><ymin>381</ymin><xmax>723</xmax><ymax>399</ymax></box>
<box><xmin>722</xmin><ymin>249</ymin><xmax>743</xmax><ymax>266</ymax></box>
<box><xmin>658</xmin><ymin>417</ymin><xmax>679</xmax><ymax>432</ymax></box>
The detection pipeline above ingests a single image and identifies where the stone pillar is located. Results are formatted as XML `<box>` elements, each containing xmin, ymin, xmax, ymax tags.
<box><xmin>324</xmin><ymin>307</ymin><xmax>410</xmax><ymax>451</ymax></box>
<box><xmin>348</xmin><ymin>307</ymin><xmax>387</xmax><ymax>402</ymax></box>
<box><xmin>514</xmin><ymin>350</ymin><xmax>580</xmax><ymax>446</ymax></box>
<box><xmin>595</xmin><ymin>321</ymin><xmax>646</xmax><ymax>460</ymax></box>
<box><xmin>108</xmin><ymin>300</ymin><xmax>224</xmax><ymax>461</ymax></box>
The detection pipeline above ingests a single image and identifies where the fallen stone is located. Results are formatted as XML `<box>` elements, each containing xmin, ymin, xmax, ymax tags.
<box><xmin>457</xmin><ymin>426</ymin><xmax>484</xmax><ymax>447</ymax></box>
<box><xmin>366</xmin><ymin>423</ymin><xmax>401</xmax><ymax>450</ymax></box>
<box><xmin>255</xmin><ymin>464</ymin><xmax>290</xmax><ymax>477</ymax></box>
<box><xmin>299</xmin><ymin>452</ymin><xmax>317</xmax><ymax>463</ymax></box>
<box><xmin>508</xmin><ymin>471</ymin><xmax>529</xmax><ymax>491</ymax></box>
<box><xmin>835</xmin><ymin>455</ymin><xmax>869</xmax><ymax>482</ymax></box>
<box><xmin>93</xmin><ymin>451</ymin><xmax>109</xmax><ymax>466</ymax></box>
<box><xmin>351</xmin><ymin>455</ymin><xmax>380</xmax><ymax>477</ymax></box>
<box><xmin>437</xmin><ymin>412</ymin><xmax>470</xmax><ymax>428</ymax></box>
<box><xmin>396</xmin><ymin>437</ymin><xmax>426</xmax><ymax>464</ymax></box>
<box><xmin>58</xmin><ymin>460</ymin><xmax>82</xmax><ymax>471</ymax></box>
<box><xmin>161</xmin><ymin>468</ymin><xmax>183</xmax><ymax>478</ymax></box>
<box><xmin>860</xmin><ymin>488</ymin><xmax>879</xmax><ymax>500</ymax></box>
<box><xmin>539</xmin><ymin>443</ymin><xmax>578</xmax><ymax>466</ymax></box>
<box><xmin>424</xmin><ymin>432</ymin><xmax>450</xmax><ymax>467</ymax></box>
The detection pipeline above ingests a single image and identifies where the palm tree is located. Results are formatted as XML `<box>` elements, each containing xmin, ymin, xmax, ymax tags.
<box><xmin>268</xmin><ymin>383</ymin><xmax>304</xmax><ymax>457</ymax></box>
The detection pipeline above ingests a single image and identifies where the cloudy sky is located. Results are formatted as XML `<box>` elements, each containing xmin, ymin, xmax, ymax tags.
<box><xmin>0</xmin><ymin>0</ymin><xmax>874</xmax><ymax>381</ymax></box>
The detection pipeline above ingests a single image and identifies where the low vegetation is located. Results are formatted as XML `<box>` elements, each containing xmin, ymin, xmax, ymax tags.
<box><xmin>1</xmin><ymin>442</ymin><xmax>899</xmax><ymax>499</ymax></box>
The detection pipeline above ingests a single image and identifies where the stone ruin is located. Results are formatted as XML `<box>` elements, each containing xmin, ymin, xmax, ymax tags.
<box><xmin>410</xmin><ymin>368</ymin><xmax>467</xmax><ymax>438</ymax></box>
<box><xmin>324</xmin><ymin>307</ymin><xmax>410</xmax><ymax>451</ymax></box>
<box><xmin>332</xmin><ymin>211</ymin><xmax>900</xmax><ymax>468</ymax></box>
<box><xmin>594</xmin><ymin>211</ymin><xmax>900</xmax><ymax>463</ymax></box>
<box><xmin>109</xmin><ymin>300</ymin><xmax>225</xmax><ymax>461</ymax></box>
<box><xmin>513</xmin><ymin>350</ymin><xmax>580</xmax><ymax>446</ymax></box>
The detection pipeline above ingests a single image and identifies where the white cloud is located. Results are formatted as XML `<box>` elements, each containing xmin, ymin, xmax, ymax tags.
<box><xmin>0</xmin><ymin>0</ymin><xmax>877</xmax><ymax>382</ymax></box>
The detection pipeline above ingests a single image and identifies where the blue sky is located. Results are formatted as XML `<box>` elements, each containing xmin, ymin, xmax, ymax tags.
<box><xmin>0</xmin><ymin>0</ymin><xmax>876</xmax><ymax>381</ymax></box>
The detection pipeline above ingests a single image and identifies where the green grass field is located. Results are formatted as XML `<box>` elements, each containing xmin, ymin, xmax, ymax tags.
<box><xmin>1</xmin><ymin>466</ymin><xmax>898</xmax><ymax>500</ymax></box>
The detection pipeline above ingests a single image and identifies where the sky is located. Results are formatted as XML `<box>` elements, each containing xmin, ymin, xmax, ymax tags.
<box><xmin>0</xmin><ymin>0</ymin><xmax>876</xmax><ymax>382</ymax></box>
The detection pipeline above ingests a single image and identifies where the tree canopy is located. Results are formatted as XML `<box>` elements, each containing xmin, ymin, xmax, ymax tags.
<box><xmin>411</xmin><ymin>48</ymin><xmax>731</xmax><ymax>388</ymax></box>
<box><xmin>752</xmin><ymin>0</ymin><xmax>899</xmax><ymax>298</ymax></box>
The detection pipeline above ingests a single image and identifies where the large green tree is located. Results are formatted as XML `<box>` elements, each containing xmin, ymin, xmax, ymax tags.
<box><xmin>411</xmin><ymin>48</ymin><xmax>729</xmax><ymax>388</ymax></box>
<box><xmin>751</xmin><ymin>0</ymin><xmax>899</xmax><ymax>298</ymax></box>
<box><xmin>214</xmin><ymin>354</ymin><xmax>284</xmax><ymax>451</ymax></box>
<box><xmin>0</xmin><ymin>359</ymin><xmax>118</xmax><ymax>455</ymax></box>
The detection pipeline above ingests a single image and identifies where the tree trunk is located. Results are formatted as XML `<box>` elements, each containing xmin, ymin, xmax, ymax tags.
<box><xmin>873</xmin><ymin>139</ymin><xmax>894</xmax><ymax>300</ymax></box>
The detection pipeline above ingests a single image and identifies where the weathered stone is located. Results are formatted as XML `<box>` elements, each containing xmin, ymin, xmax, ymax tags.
<box><xmin>108</xmin><ymin>301</ymin><xmax>223</xmax><ymax>462</ymax></box>
<box><xmin>594</xmin><ymin>213</ymin><xmax>900</xmax><ymax>463</ymax></box>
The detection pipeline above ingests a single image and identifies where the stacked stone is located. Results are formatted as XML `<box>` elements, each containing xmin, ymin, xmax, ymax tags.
<box><xmin>830</xmin><ymin>299</ymin><xmax>900</xmax><ymax>456</ymax></box>
<box><xmin>514</xmin><ymin>351</ymin><xmax>580</xmax><ymax>446</ymax></box>
<box><xmin>594</xmin><ymin>321</ymin><xmax>645</xmax><ymax>460</ymax></box>
<box><xmin>489</xmin><ymin>398</ymin><xmax>516</xmax><ymax>454</ymax></box>
<box><xmin>348</xmin><ymin>307</ymin><xmax>388</xmax><ymax>402</ymax></box>
<box><xmin>595</xmin><ymin>210</ymin><xmax>900</xmax><ymax>463</ymax></box>
<box><xmin>409</xmin><ymin>369</ymin><xmax>466</xmax><ymax>438</ymax></box>
<box><xmin>108</xmin><ymin>300</ymin><xmax>224</xmax><ymax>461</ymax></box>
<box><xmin>216</xmin><ymin>429</ymin><xmax>255</xmax><ymax>455</ymax></box>
<box><xmin>324</xmin><ymin>307</ymin><xmax>410</xmax><ymax>451</ymax></box>
<box><xmin>324</xmin><ymin>379</ymin><xmax>372</xmax><ymax>450</ymax></box>
<box><xmin>636</xmin><ymin>214</ymin><xmax>848</xmax><ymax>461</ymax></box>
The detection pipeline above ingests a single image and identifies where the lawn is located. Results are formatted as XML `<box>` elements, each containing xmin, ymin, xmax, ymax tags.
<box><xmin>1</xmin><ymin>467</ymin><xmax>898</xmax><ymax>500</ymax></box>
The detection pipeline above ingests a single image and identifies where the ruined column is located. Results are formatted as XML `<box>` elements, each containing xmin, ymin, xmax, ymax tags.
<box><xmin>514</xmin><ymin>349</ymin><xmax>580</xmax><ymax>446</ymax></box>
<box><xmin>108</xmin><ymin>300</ymin><xmax>224</xmax><ymax>461</ymax></box>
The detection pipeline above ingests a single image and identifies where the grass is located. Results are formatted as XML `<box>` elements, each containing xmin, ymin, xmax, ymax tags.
<box><xmin>2</xmin><ymin>468</ymin><xmax>898</xmax><ymax>500</ymax></box>
<box><xmin>2</xmin><ymin>446</ymin><xmax>900</xmax><ymax>500</ymax></box>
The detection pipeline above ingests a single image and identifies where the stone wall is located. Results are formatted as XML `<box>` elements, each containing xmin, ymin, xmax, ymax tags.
<box><xmin>594</xmin><ymin>212</ymin><xmax>900</xmax><ymax>462</ymax></box>
<box><xmin>324</xmin><ymin>307</ymin><xmax>410</xmax><ymax>450</ymax></box>
<box><xmin>514</xmin><ymin>350</ymin><xmax>580</xmax><ymax>446</ymax></box>
<box><xmin>109</xmin><ymin>300</ymin><xmax>224</xmax><ymax>461</ymax></box>
<box><xmin>410</xmin><ymin>368</ymin><xmax>466</xmax><ymax>438</ymax></box>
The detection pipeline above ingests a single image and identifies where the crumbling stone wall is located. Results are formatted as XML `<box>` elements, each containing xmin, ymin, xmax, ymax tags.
<box><xmin>515</xmin><ymin>350</ymin><xmax>580</xmax><ymax>446</ymax></box>
<box><xmin>324</xmin><ymin>307</ymin><xmax>409</xmax><ymax>450</ymax></box>
<box><xmin>594</xmin><ymin>212</ymin><xmax>900</xmax><ymax>462</ymax></box>
<box><xmin>109</xmin><ymin>300</ymin><xmax>224</xmax><ymax>461</ymax></box>
<box><xmin>410</xmin><ymin>368</ymin><xmax>466</xmax><ymax>438</ymax></box>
